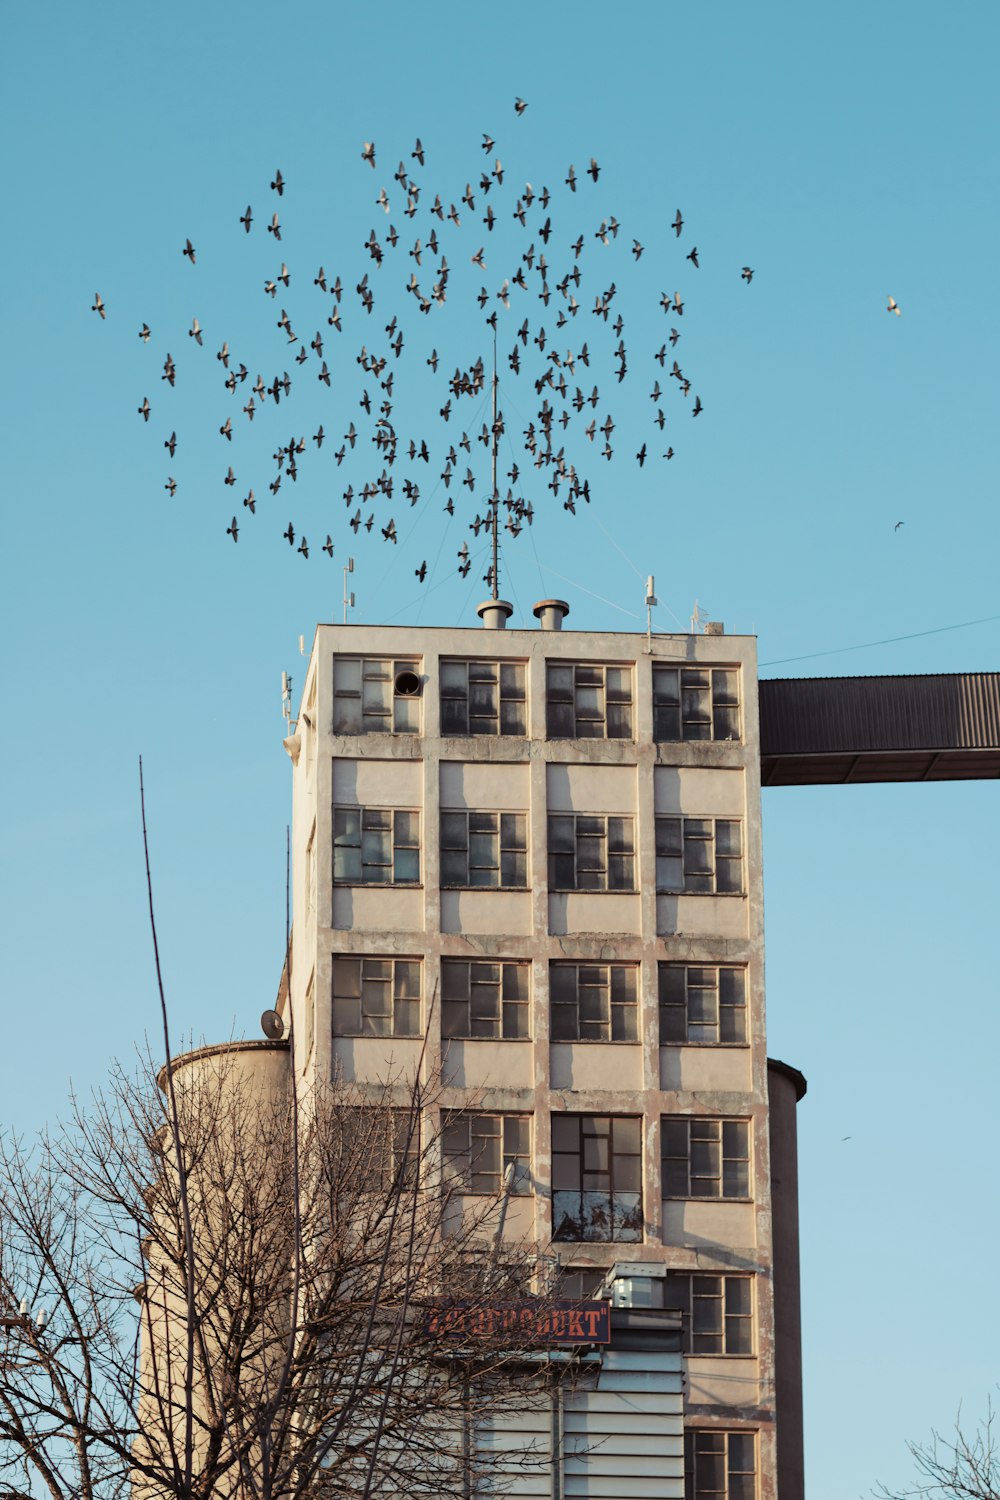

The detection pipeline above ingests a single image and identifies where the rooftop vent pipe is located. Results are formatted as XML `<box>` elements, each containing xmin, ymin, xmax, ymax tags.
<box><xmin>533</xmin><ymin>599</ymin><xmax>570</xmax><ymax>631</ymax></box>
<box><xmin>477</xmin><ymin>599</ymin><xmax>514</xmax><ymax>630</ymax></box>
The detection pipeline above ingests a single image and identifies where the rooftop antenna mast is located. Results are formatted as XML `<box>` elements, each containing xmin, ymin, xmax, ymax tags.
<box><xmin>342</xmin><ymin>556</ymin><xmax>355</xmax><ymax>625</ymax></box>
<box><xmin>490</xmin><ymin>330</ymin><xmax>499</xmax><ymax>601</ymax></box>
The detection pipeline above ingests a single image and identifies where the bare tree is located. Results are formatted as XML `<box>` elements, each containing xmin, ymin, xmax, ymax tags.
<box><xmin>876</xmin><ymin>1404</ymin><xmax>1000</xmax><ymax>1500</ymax></box>
<box><xmin>0</xmin><ymin>1048</ymin><xmax>565</xmax><ymax>1500</ymax></box>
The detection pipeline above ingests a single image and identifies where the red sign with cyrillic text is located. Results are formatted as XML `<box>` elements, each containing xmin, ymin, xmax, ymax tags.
<box><xmin>426</xmin><ymin>1300</ymin><xmax>610</xmax><ymax>1345</ymax></box>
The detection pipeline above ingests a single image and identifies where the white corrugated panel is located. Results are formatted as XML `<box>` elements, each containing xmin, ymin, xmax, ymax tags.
<box><xmin>477</xmin><ymin>1404</ymin><xmax>552</xmax><ymax>1496</ymax></box>
<box><xmin>563</xmin><ymin>1349</ymin><xmax>684</xmax><ymax>1500</ymax></box>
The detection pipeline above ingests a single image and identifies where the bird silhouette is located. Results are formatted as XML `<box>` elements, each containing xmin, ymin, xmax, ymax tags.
<box><xmin>227</xmin><ymin>516</ymin><xmax>239</xmax><ymax>542</ymax></box>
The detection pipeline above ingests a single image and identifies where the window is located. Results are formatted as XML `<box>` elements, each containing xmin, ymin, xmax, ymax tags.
<box><xmin>665</xmin><ymin>1274</ymin><xmax>754</xmax><ymax>1355</ymax></box>
<box><xmin>441</xmin><ymin>960</ymin><xmax>530</xmax><ymax>1039</ymax></box>
<box><xmin>662</xmin><ymin>1118</ymin><xmax>751</xmax><ymax>1199</ymax></box>
<box><xmin>442</xmin><ymin>1114</ymin><xmax>531</xmax><ymax>1196</ymax></box>
<box><xmin>339</xmin><ymin>1108</ymin><xmax>421</xmax><ymax>1191</ymax></box>
<box><xmin>552</xmin><ymin>1115</ymin><xmax>643</xmax><ymax>1243</ymax></box>
<box><xmin>332</xmin><ymin>957</ymin><xmax>421</xmax><ymax>1037</ymax></box>
<box><xmin>550</xmin><ymin>964</ymin><xmax>639</xmax><ymax>1042</ymax></box>
<box><xmin>684</xmin><ymin>1430</ymin><xmax>757</xmax><ymax>1500</ymax></box>
<box><xmin>659</xmin><ymin>965</ymin><xmax>748</xmax><ymax>1045</ymax></box>
<box><xmin>557</xmin><ymin>1267</ymin><xmax>608</xmax><ymax>1299</ymax></box>
<box><xmin>333</xmin><ymin>807</ymin><xmax>420</xmax><ymax>885</ymax></box>
<box><xmin>655</xmin><ymin>818</ymin><xmax>743</xmax><ymax>894</ymax></box>
<box><xmin>333</xmin><ymin>657</ymin><xmax>420</xmax><ymax>734</ymax></box>
<box><xmin>546</xmin><ymin>662</ymin><xmax>633</xmax><ymax>739</ymax></box>
<box><xmin>440</xmin><ymin>811</ymin><xmax>528</xmax><ymax>888</ymax></box>
<box><xmin>440</xmin><ymin>659</ymin><xmax>527</xmax><ymax>736</ymax></box>
<box><xmin>654</xmin><ymin>666</ymin><xmax>741</xmax><ymax>742</ymax></box>
<box><xmin>548</xmin><ymin>814</ymin><xmax>635</xmax><ymax>891</ymax></box>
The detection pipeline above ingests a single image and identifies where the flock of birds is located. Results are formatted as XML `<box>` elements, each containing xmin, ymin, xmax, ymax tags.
<box><xmin>90</xmin><ymin>99</ymin><xmax>905</xmax><ymax>581</ymax></box>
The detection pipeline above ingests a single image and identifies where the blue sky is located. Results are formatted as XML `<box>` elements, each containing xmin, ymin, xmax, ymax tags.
<box><xmin>1</xmin><ymin>2</ymin><xmax>998</xmax><ymax>1494</ymax></box>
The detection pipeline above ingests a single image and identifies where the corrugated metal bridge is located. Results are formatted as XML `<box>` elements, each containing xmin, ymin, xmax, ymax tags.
<box><xmin>759</xmin><ymin>673</ymin><xmax>1000</xmax><ymax>786</ymax></box>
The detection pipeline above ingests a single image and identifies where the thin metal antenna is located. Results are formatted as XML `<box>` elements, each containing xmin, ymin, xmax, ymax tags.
<box><xmin>342</xmin><ymin>556</ymin><xmax>355</xmax><ymax>624</ymax></box>
<box><xmin>490</xmin><ymin>330</ymin><xmax>499</xmax><ymax>601</ymax></box>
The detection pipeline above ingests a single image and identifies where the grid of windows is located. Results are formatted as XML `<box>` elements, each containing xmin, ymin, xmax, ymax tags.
<box><xmin>440</xmin><ymin>660</ymin><xmax>527</xmax><ymax>736</ymax></box>
<box><xmin>546</xmin><ymin>663</ymin><xmax>633</xmax><ymax>739</ymax></box>
<box><xmin>440</xmin><ymin>811</ymin><xmax>528</xmax><ymax>888</ymax></box>
<box><xmin>441</xmin><ymin>960</ymin><xmax>530</xmax><ymax>1039</ymax></box>
<box><xmin>662</xmin><ymin>1118</ymin><xmax>751</xmax><ymax>1199</ymax></box>
<box><xmin>659</xmin><ymin>965</ymin><xmax>748</xmax><ymax>1045</ymax></box>
<box><xmin>333</xmin><ymin>658</ymin><xmax>420</xmax><ymax>735</ymax></box>
<box><xmin>548</xmin><ymin>814</ymin><xmax>635</xmax><ymax>891</ymax></box>
<box><xmin>552</xmin><ymin>1115</ymin><xmax>643</xmax><ymax>1243</ymax></box>
<box><xmin>684</xmin><ymin>1431</ymin><xmax>757</xmax><ymax>1500</ymax></box>
<box><xmin>442</xmin><ymin>1114</ymin><xmax>531</xmax><ymax>1196</ymax></box>
<box><xmin>331</xmin><ymin>957</ymin><xmax>421</xmax><ymax>1037</ymax></box>
<box><xmin>550</xmin><ymin>964</ymin><xmax>639</xmax><ymax>1042</ymax></box>
<box><xmin>664</xmin><ymin>1274</ymin><xmax>754</xmax><ymax>1355</ymax></box>
<box><xmin>656</xmin><ymin>817</ymin><xmax>743</xmax><ymax>894</ymax></box>
<box><xmin>333</xmin><ymin>808</ymin><xmax>420</xmax><ymax>885</ymax></box>
<box><xmin>653</xmin><ymin>666</ymin><xmax>741</xmax><ymax>742</ymax></box>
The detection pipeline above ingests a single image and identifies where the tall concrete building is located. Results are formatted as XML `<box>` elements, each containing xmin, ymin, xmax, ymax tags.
<box><xmin>280</xmin><ymin>599</ymin><xmax>807</xmax><ymax>1500</ymax></box>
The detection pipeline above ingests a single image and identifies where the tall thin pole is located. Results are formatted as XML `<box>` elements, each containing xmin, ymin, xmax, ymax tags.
<box><xmin>491</xmin><ymin>331</ymin><xmax>499</xmax><ymax>601</ymax></box>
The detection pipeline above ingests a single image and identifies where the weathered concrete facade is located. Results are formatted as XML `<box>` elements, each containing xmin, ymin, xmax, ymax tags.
<box><xmin>278</xmin><ymin>614</ymin><xmax>806</xmax><ymax>1499</ymax></box>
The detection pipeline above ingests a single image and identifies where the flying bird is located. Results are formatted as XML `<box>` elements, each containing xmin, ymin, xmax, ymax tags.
<box><xmin>687</xmin><ymin>246</ymin><xmax>699</xmax><ymax>269</ymax></box>
<box><xmin>240</xmin><ymin>205</ymin><xmax>252</xmax><ymax>233</ymax></box>
<box><xmin>415</xmin><ymin>560</ymin><xmax>427</xmax><ymax>581</ymax></box>
<box><xmin>887</xmin><ymin>295</ymin><xmax>901</xmax><ymax>315</ymax></box>
<box><xmin>268</xmin><ymin>212</ymin><xmax>281</xmax><ymax>240</ymax></box>
<box><xmin>138</xmin><ymin>397</ymin><xmax>150</xmax><ymax>422</ymax></box>
<box><xmin>243</xmin><ymin>490</ymin><xmax>255</xmax><ymax>512</ymax></box>
<box><xmin>894</xmin><ymin>520</ymin><xmax>904</xmax><ymax>530</ymax></box>
<box><xmin>672</xmin><ymin>210</ymin><xmax>683</xmax><ymax>237</ymax></box>
<box><xmin>224</xmin><ymin>466</ymin><xmax>236</xmax><ymax>485</ymax></box>
<box><xmin>323</xmin><ymin>535</ymin><xmax>334</xmax><ymax>556</ymax></box>
<box><xmin>92</xmin><ymin>292</ymin><xmax>106</xmax><ymax>319</ymax></box>
<box><xmin>227</xmin><ymin>516</ymin><xmax>239</xmax><ymax>542</ymax></box>
<box><xmin>165</xmin><ymin>477</ymin><xmax>176</xmax><ymax>497</ymax></box>
<box><xmin>741</xmin><ymin>266</ymin><xmax>754</xmax><ymax>283</ymax></box>
<box><xmin>271</xmin><ymin>168</ymin><xmax>284</xmax><ymax>195</ymax></box>
<box><xmin>298</xmin><ymin>536</ymin><xmax>309</xmax><ymax>558</ymax></box>
<box><xmin>361</xmin><ymin>141</ymin><xmax>376</xmax><ymax>168</ymax></box>
<box><xmin>514</xmin><ymin>97</ymin><xmax>527</xmax><ymax>115</ymax></box>
<box><xmin>189</xmin><ymin>317</ymin><xmax>203</xmax><ymax>345</ymax></box>
<box><xmin>284</xmin><ymin>522</ymin><xmax>295</xmax><ymax>545</ymax></box>
<box><xmin>165</xmin><ymin>431</ymin><xmax>177</xmax><ymax>457</ymax></box>
<box><xmin>692</xmin><ymin>395</ymin><xmax>703</xmax><ymax>417</ymax></box>
<box><xmin>139</xmin><ymin>323</ymin><xmax>151</xmax><ymax>342</ymax></box>
<box><xmin>412</xmin><ymin>138</ymin><xmax>424</xmax><ymax>165</ymax></box>
<box><xmin>183</xmin><ymin>238</ymin><xmax>196</xmax><ymax>264</ymax></box>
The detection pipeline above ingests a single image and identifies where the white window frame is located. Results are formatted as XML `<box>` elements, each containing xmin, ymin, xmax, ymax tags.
<box><xmin>546</xmin><ymin>661</ymin><xmax>633</xmax><ymax>740</ymax></box>
<box><xmin>549</xmin><ymin>963</ymin><xmax>639</xmax><ymax>1042</ymax></box>
<box><xmin>662</xmin><ymin>1117</ymin><xmax>752</xmax><ymax>1200</ymax></box>
<box><xmin>441</xmin><ymin>960</ymin><xmax>531</xmax><ymax>1040</ymax></box>
<box><xmin>655</xmin><ymin>817</ymin><xmax>743</xmax><ymax>894</ymax></box>
<box><xmin>442</xmin><ymin>1113</ymin><xmax>532</xmax><ymax>1196</ymax></box>
<box><xmin>439</xmin><ymin>659</ymin><xmax>527</xmax><ymax>736</ymax></box>
<box><xmin>331</xmin><ymin>956</ymin><xmax>421</xmax><ymax>1038</ymax></box>
<box><xmin>439</xmin><ymin>810</ymin><xmax>528</xmax><ymax>889</ymax></box>
<box><xmin>684</xmin><ymin>1429</ymin><xmax>757</xmax><ymax>1500</ymax></box>
<box><xmin>665</xmin><ymin>1273</ymin><xmax>755</xmax><ymax>1356</ymax></box>
<box><xmin>332</xmin><ymin>656</ymin><xmax>421</xmax><ymax>735</ymax></box>
<box><xmin>333</xmin><ymin>806</ymin><xmax>420</xmax><ymax>885</ymax></box>
<box><xmin>653</xmin><ymin>665</ymin><xmax>742</xmax><ymax>743</ymax></box>
<box><xmin>659</xmin><ymin>964</ymin><xmax>748</xmax><ymax>1045</ymax></box>
<box><xmin>548</xmin><ymin>813</ymin><xmax>635</xmax><ymax>891</ymax></box>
